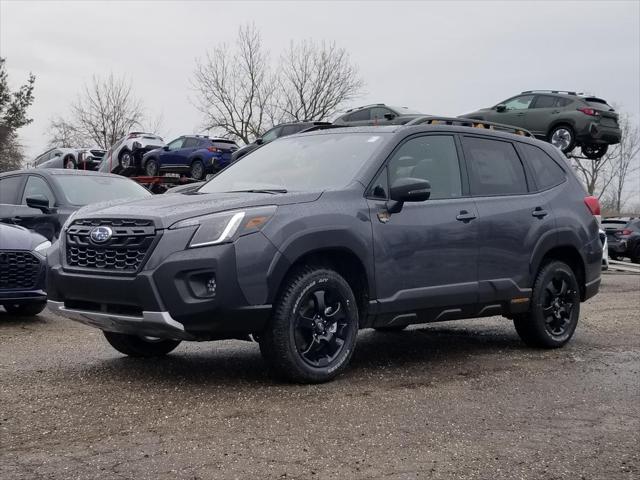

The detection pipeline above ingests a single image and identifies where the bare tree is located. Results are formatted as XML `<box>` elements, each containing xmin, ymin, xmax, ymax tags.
<box><xmin>607</xmin><ymin>115</ymin><xmax>640</xmax><ymax>212</ymax></box>
<box><xmin>70</xmin><ymin>73</ymin><xmax>145</xmax><ymax>149</ymax></box>
<box><xmin>192</xmin><ymin>24</ymin><xmax>275</xmax><ymax>144</ymax></box>
<box><xmin>572</xmin><ymin>151</ymin><xmax>614</xmax><ymax>197</ymax></box>
<box><xmin>47</xmin><ymin>117</ymin><xmax>85</xmax><ymax>148</ymax></box>
<box><xmin>278</xmin><ymin>40</ymin><xmax>364</xmax><ymax>122</ymax></box>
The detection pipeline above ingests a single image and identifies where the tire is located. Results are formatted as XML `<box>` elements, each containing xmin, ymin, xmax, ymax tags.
<box><xmin>190</xmin><ymin>159</ymin><xmax>205</xmax><ymax>180</ymax></box>
<box><xmin>374</xmin><ymin>324</ymin><xmax>408</xmax><ymax>332</ymax></box>
<box><xmin>581</xmin><ymin>143</ymin><xmax>608</xmax><ymax>159</ymax></box>
<box><xmin>63</xmin><ymin>155</ymin><xmax>77</xmax><ymax>169</ymax></box>
<box><xmin>145</xmin><ymin>158</ymin><xmax>159</xmax><ymax>176</ymax></box>
<box><xmin>3</xmin><ymin>301</ymin><xmax>47</xmax><ymax>316</ymax></box>
<box><xmin>630</xmin><ymin>244</ymin><xmax>640</xmax><ymax>264</ymax></box>
<box><xmin>118</xmin><ymin>149</ymin><xmax>133</xmax><ymax>170</ymax></box>
<box><xmin>548</xmin><ymin>125</ymin><xmax>575</xmax><ymax>154</ymax></box>
<box><xmin>513</xmin><ymin>260</ymin><xmax>580</xmax><ymax>348</ymax></box>
<box><xmin>103</xmin><ymin>331</ymin><xmax>181</xmax><ymax>357</ymax></box>
<box><xmin>259</xmin><ymin>266</ymin><xmax>359</xmax><ymax>383</ymax></box>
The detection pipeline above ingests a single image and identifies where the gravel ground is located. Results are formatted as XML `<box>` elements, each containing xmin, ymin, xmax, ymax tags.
<box><xmin>1</xmin><ymin>273</ymin><xmax>638</xmax><ymax>480</ymax></box>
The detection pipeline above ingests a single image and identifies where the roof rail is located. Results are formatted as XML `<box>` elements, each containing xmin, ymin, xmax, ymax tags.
<box><xmin>344</xmin><ymin>103</ymin><xmax>385</xmax><ymax>113</ymax></box>
<box><xmin>406</xmin><ymin>116</ymin><xmax>534</xmax><ymax>137</ymax></box>
<box><xmin>521</xmin><ymin>90</ymin><xmax>580</xmax><ymax>96</ymax></box>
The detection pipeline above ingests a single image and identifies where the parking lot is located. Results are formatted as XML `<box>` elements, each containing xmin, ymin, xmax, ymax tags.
<box><xmin>0</xmin><ymin>272</ymin><xmax>637</xmax><ymax>479</ymax></box>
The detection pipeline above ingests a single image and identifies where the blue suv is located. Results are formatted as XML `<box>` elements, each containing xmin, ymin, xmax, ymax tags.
<box><xmin>142</xmin><ymin>136</ymin><xmax>238</xmax><ymax>179</ymax></box>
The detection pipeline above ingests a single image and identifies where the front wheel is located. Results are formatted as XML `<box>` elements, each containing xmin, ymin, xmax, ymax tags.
<box><xmin>118</xmin><ymin>149</ymin><xmax>133</xmax><ymax>170</ymax></box>
<box><xmin>581</xmin><ymin>143</ymin><xmax>608</xmax><ymax>159</ymax></box>
<box><xmin>513</xmin><ymin>260</ymin><xmax>580</xmax><ymax>348</ymax></box>
<box><xmin>259</xmin><ymin>266</ymin><xmax>359</xmax><ymax>383</ymax></box>
<box><xmin>63</xmin><ymin>156</ymin><xmax>77</xmax><ymax>169</ymax></box>
<box><xmin>3</xmin><ymin>301</ymin><xmax>47</xmax><ymax>316</ymax></box>
<box><xmin>103</xmin><ymin>331</ymin><xmax>181</xmax><ymax>357</ymax></box>
<box><xmin>548</xmin><ymin>125</ymin><xmax>575</xmax><ymax>153</ymax></box>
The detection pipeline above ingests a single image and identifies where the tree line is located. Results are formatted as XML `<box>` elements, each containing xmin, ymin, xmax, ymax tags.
<box><xmin>0</xmin><ymin>24</ymin><xmax>639</xmax><ymax>213</ymax></box>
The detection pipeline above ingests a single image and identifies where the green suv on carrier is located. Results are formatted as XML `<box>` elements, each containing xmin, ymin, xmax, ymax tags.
<box><xmin>461</xmin><ymin>90</ymin><xmax>621</xmax><ymax>159</ymax></box>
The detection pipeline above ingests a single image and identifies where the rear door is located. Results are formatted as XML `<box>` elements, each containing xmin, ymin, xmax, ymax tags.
<box><xmin>367</xmin><ymin>134</ymin><xmax>479</xmax><ymax>322</ymax></box>
<box><xmin>461</xmin><ymin>135</ymin><xmax>554</xmax><ymax>303</ymax></box>
<box><xmin>178</xmin><ymin>138</ymin><xmax>200</xmax><ymax>168</ymax></box>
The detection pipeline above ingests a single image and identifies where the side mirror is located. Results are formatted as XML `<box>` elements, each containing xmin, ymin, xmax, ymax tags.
<box><xmin>388</xmin><ymin>178</ymin><xmax>431</xmax><ymax>213</ymax></box>
<box><xmin>255</xmin><ymin>138</ymin><xmax>264</xmax><ymax>145</ymax></box>
<box><xmin>496</xmin><ymin>104</ymin><xmax>507</xmax><ymax>112</ymax></box>
<box><xmin>384</xmin><ymin>113</ymin><xmax>397</xmax><ymax>120</ymax></box>
<box><xmin>26</xmin><ymin>195</ymin><xmax>53</xmax><ymax>214</ymax></box>
<box><xmin>163</xmin><ymin>146</ymin><xmax>169</xmax><ymax>151</ymax></box>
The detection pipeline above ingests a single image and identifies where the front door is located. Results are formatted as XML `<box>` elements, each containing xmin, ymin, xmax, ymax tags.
<box><xmin>490</xmin><ymin>94</ymin><xmax>534</xmax><ymax>130</ymax></box>
<box><xmin>367</xmin><ymin>134</ymin><xmax>479</xmax><ymax>323</ymax></box>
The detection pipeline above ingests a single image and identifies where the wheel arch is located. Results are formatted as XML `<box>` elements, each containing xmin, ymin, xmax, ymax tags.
<box><xmin>532</xmin><ymin>243</ymin><xmax>587</xmax><ymax>301</ymax></box>
<box><xmin>547</xmin><ymin>119</ymin><xmax>577</xmax><ymax>138</ymax></box>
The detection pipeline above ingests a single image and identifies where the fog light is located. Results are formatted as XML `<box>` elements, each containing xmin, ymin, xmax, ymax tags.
<box><xmin>206</xmin><ymin>277</ymin><xmax>217</xmax><ymax>295</ymax></box>
<box><xmin>188</xmin><ymin>272</ymin><xmax>217</xmax><ymax>298</ymax></box>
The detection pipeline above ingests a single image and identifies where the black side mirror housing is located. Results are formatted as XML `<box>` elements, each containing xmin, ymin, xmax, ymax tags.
<box><xmin>26</xmin><ymin>195</ymin><xmax>53</xmax><ymax>214</ymax></box>
<box><xmin>496</xmin><ymin>104</ymin><xmax>507</xmax><ymax>112</ymax></box>
<box><xmin>384</xmin><ymin>113</ymin><xmax>396</xmax><ymax>120</ymax></box>
<box><xmin>163</xmin><ymin>145</ymin><xmax>169</xmax><ymax>151</ymax></box>
<box><xmin>255</xmin><ymin>138</ymin><xmax>264</xmax><ymax>145</ymax></box>
<box><xmin>387</xmin><ymin>178</ymin><xmax>431</xmax><ymax>213</ymax></box>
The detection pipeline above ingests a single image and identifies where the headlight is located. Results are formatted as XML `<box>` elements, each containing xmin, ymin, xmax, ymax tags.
<box><xmin>34</xmin><ymin>240</ymin><xmax>52</xmax><ymax>256</ymax></box>
<box><xmin>171</xmin><ymin>206</ymin><xmax>276</xmax><ymax>248</ymax></box>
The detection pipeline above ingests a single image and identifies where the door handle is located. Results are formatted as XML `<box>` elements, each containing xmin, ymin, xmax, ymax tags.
<box><xmin>532</xmin><ymin>207</ymin><xmax>548</xmax><ymax>218</ymax></box>
<box><xmin>516</xmin><ymin>112</ymin><xmax>525</xmax><ymax>116</ymax></box>
<box><xmin>456</xmin><ymin>210</ymin><xmax>477</xmax><ymax>222</ymax></box>
<box><xmin>551</xmin><ymin>110</ymin><xmax>560</xmax><ymax>114</ymax></box>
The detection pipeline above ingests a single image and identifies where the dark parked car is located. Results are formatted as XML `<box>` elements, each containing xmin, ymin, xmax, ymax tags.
<box><xmin>461</xmin><ymin>90</ymin><xmax>621</xmax><ymax>159</ymax></box>
<box><xmin>47</xmin><ymin>119</ymin><xmax>602</xmax><ymax>383</ymax></box>
<box><xmin>333</xmin><ymin>104</ymin><xmax>425</xmax><ymax>126</ymax></box>
<box><xmin>0</xmin><ymin>223</ymin><xmax>49</xmax><ymax>316</ymax></box>
<box><xmin>0</xmin><ymin>169</ymin><xmax>151</xmax><ymax>241</ymax></box>
<box><xmin>141</xmin><ymin>135</ymin><xmax>239</xmax><ymax>179</ymax></box>
<box><xmin>231</xmin><ymin>121</ymin><xmax>331</xmax><ymax>162</ymax></box>
<box><xmin>602</xmin><ymin>217</ymin><xmax>640</xmax><ymax>262</ymax></box>
<box><xmin>31</xmin><ymin>147</ymin><xmax>105</xmax><ymax>170</ymax></box>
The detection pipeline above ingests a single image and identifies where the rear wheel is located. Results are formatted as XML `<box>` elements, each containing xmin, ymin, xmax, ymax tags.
<box><xmin>63</xmin><ymin>155</ymin><xmax>76</xmax><ymax>169</ymax></box>
<box><xmin>190</xmin><ymin>159</ymin><xmax>205</xmax><ymax>180</ymax></box>
<box><xmin>548</xmin><ymin>125</ymin><xmax>575</xmax><ymax>154</ymax></box>
<box><xmin>513</xmin><ymin>260</ymin><xmax>580</xmax><ymax>348</ymax></box>
<box><xmin>630</xmin><ymin>243</ymin><xmax>640</xmax><ymax>264</ymax></box>
<box><xmin>581</xmin><ymin>143</ymin><xmax>608</xmax><ymax>159</ymax></box>
<box><xmin>3</xmin><ymin>302</ymin><xmax>47</xmax><ymax>316</ymax></box>
<box><xmin>145</xmin><ymin>158</ymin><xmax>159</xmax><ymax>176</ymax></box>
<box><xmin>103</xmin><ymin>331</ymin><xmax>181</xmax><ymax>357</ymax></box>
<box><xmin>259</xmin><ymin>266</ymin><xmax>359</xmax><ymax>383</ymax></box>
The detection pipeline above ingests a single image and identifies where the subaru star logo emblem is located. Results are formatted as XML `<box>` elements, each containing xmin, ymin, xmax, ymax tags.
<box><xmin>90</xmin><ymin>226</ymin><xmax>113</xmax><ymax>243</ymax></box>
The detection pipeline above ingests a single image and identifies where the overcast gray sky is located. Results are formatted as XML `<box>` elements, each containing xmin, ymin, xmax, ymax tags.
<box><xmin>1</xmin><ymin>0</ymin><xmax>639</xmax><ymax>159</ymax></box>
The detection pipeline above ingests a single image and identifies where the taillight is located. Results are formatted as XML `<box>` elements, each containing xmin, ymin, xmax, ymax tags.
<box><xmin>617</xmin><ymin>229</ymin><xmax>632</xmax><ymax>236</ymax></box>
<box><xmin>207</xmin><ymin>147</ymin><xmax>220</xmax><ymax>153</ymax></box>
<box><xmin>578</xmin><ymin>107</ymin><xmax>598</xmax><ymax>116</ymax></box>
<box><xmin>584</xmin><ymin>196</ymin><xmax>601</xmax><ymax>216</ymax></box>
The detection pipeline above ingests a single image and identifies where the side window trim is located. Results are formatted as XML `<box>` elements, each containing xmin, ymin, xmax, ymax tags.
<box><xmin>461</xmin><ymin>134</ymin><xmax>533</xmax><ymax>197</ymax></box>
<box><xmin>365</xmin><ymin>132</ymin><xmax>469</xmax><ymax>200</ymax></box>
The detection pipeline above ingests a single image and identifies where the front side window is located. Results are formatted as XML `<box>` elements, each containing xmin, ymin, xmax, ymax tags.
<box><xmin>463</xmin><ymin>136</ymin><xmax>528</xmax><ymax>196</ymax></box>
<box><xmin>387</xmin><ymin>135</ymin><xmax>462</xmax><ymax>200</ymax></box>
<box><xmin>347</xmin><ymin>109</ymin><xmax>371</xmax><ymax>122</ymax></box>
<box><xmin>518</xmin><ymin>143</ymin><xmax>565</xmax><ymax>190</ymax></box>
<box><xmin>22</xmin><ymin>176</ymin><xmax>55</xmax><ymax>206</ymax></box>
<box><xmin>199</xmin><ymin>132</ymin><xmax>388</xmax><ymax>193</ymax></box>
<box><xmin>503</xmin><ymin>95</ymin><xmax>534</xmax><ymax>110</ymax></box>
<box><xmin>261</xmin><ymin>127</ymin><xmax>282</xmax><ymax>143</ymax></box>
<box><xmin>167</xmin><ymin>138</ymin><xmax>185</xmax><ymax>151</ymax></box>
<box><xmin>281</xmin><ymin>124</ymin><xmax>306</xmax><ymax>136</ymax></box>
<box><xmin>371</xmin><ymin>107</ymin><xmax>395</xmax><ymax>122</ymax></box>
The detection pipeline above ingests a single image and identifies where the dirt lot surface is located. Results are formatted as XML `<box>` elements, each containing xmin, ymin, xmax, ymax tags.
<box><xmin>1</xmin><ymin>273</ymin><xmax>638</xmax><ymax>480</ymax></box>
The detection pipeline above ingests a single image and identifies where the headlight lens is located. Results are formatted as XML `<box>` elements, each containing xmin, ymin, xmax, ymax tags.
<box><xmin>171</xmin><ymin>206</ymin><xmax>276</xmax><ymax>248</ymax></box>
<box><xmin>34</xmin><ymin>240</ymin><xmax>52</xmax><ymax>256</ymax></box>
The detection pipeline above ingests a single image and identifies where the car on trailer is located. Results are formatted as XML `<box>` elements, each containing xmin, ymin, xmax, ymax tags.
<box><xmin>98</xmin><ymin>132</ymin><xmax>164</xmax><ymax>176</ymax></box>
<box><xmin>460</xmin><ymin>90</ymin><xmax>621</xmax><ymax>159</ymax></box>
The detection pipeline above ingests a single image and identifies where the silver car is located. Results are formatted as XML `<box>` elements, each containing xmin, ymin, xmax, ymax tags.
<box><xmin>98</xmin><ymin>132</ymin><xmax>165</xmax><ymax>176</ymax></box>
<box><xmin>32</xmin><ymin>147</ymin><xmax>105</xmax><ymax>170</ymax></box>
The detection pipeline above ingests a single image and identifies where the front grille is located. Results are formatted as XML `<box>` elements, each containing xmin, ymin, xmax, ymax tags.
<box><xmin>65</xmin><ymin>218</ymin><xmax>157</xmax><ymax>273</ymax></box>
<box><xmin>0</xmin><ymin>250</ymin><xmax>41</xmax><ymax>290</ymax></box>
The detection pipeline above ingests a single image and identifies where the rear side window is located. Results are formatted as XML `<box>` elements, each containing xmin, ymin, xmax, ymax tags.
<box><xmin>518</xmin><ymin>143</ymin><xmax>566</xmax><ymax>190</ymax></box>
<box><xmin>281</xmin><ymin>124</ymin><xmax>306</xmax><ymax>136</ymax></box>
<box><xmin>347</xmin><ymin>109</ymin><xmax>371</xmax><ymax>121</ymax></box>
<box><xmin>0</xmin><ymin>176</ymin><xmax>23</xmax><ymax>204</ymax></box>
<box><xmin>533</xmin><ymin>95</ymin><xmax>557</xmax><ymax>108</ymax></box>
<box><xmin>556</xmin><ymin>97</ymin><xmax>573</xmax><ymax>107</ymax></box>
<box><xmin>183</xmin><ymin>138</ymin><xmax>199</xmax><ymax>148</ymax></box>
<box><xmin>463</xmin><ymin>137</ymin><xmax>528</xmax><ymax>196</ymax></box>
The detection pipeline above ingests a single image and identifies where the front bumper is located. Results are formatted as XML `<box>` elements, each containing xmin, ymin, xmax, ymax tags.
<box><xmin>47</xmin><ymin>227</ymin><xmax>276</xmax><ymax>339</ymax></box>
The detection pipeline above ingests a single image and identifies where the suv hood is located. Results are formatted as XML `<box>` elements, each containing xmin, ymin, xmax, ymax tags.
<box><xmin>0</xmin><ymin>223</ymin><xmax>48</xmax><ymax>251</ymax></box>
<box><xmin>73</xmin><ymin>190</ymin><xmax>323</xmax><ymax>229</ymax></box>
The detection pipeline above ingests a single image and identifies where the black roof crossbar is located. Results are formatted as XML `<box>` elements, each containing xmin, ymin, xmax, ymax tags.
<box><xmin>521</xmin><ymin>90</ymin><xmax>580</xmax><ymax>96</ymax></box>
<box><xmin>405</xmin><ymin>116</ymin><xmax>534</xmax><ymax>138</ymax></box>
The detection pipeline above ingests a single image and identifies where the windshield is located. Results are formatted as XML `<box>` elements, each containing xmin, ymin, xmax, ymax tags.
<box><xmin>198</xmin><ymin>132</ymin><xmax>388</xmax><ymax>193</ymax></box>
<box><xmin>53</xmin><ymin>174</ymin><xmax>151</xmax><ymax>206</ymax></box>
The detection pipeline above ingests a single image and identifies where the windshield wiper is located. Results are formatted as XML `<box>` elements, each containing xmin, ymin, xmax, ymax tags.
<box><xmin>229</xmin><ymin>189</ymin><xmax>288</xmax><ymax>194</ymax></box>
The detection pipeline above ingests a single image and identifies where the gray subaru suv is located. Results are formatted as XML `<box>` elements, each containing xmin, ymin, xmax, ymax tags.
<box><xmin>47</xmin><ymin>119</ymin><xmax>602</xmax><ymax>383</ymax></box>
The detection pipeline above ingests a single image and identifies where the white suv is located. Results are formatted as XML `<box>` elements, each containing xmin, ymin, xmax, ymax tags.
<box><xmin>98</xmin><ymin>132</ymin><xmax>164</xmax><ymax>176</ymax></box>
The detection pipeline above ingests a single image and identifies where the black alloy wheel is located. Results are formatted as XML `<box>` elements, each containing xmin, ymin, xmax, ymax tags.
<box><xmin>581</xmin><ymin>143</ymin><xmax>609</xmax><ymax>159</ymax></box>
<box><xmin>540</xmin><ymin>270</ymin><xmax>579</xmax><ymax>338</ymax></box>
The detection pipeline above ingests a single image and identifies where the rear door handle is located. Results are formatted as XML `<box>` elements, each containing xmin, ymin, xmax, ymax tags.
<box><xmin>532</xmin><ymin>207</ymin><xmax>548</xmax><ymax>218</ymax></box>
<box><xmin>456</xmin><ymin>210</ymin><xmax>477</xmax><ymax>222</ymax></box>
<box><xmin>516</xmin><ymin>112</ymin><xmax>525</xmax><ymax>116</ymax></box>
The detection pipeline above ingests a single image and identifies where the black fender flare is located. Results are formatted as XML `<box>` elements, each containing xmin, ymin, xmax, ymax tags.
<box><xmin>529</xmin><ymin>227</ymin><xmax>586</xmax><ymax>277</ymax></box>
<box><xmin>265</xmin><ymin>226</ymin><xmax>375</xmax><ymax>304</ymax></box>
